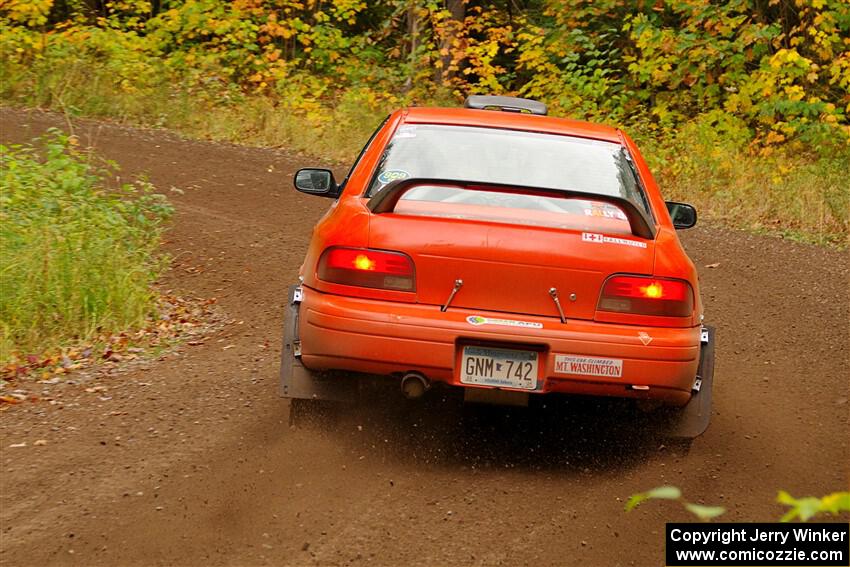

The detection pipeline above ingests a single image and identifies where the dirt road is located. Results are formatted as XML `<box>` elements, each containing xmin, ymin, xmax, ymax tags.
<box><xmin>1</xmin><ymin>107</ymin><xmax>847</xmax><ymax>567</ymax></box>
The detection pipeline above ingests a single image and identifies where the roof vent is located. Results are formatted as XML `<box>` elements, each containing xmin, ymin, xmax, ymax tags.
<box><xmin>463</xmin><ymin>95</ymin><xmax>547</xmax><ymax>116</ymax></box>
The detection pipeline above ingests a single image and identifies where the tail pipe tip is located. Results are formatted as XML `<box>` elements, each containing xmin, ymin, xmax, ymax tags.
<box><xmin>401</xmin><ymin>372</ymin><xmax>430</xmax><ymax>399</ymax></box>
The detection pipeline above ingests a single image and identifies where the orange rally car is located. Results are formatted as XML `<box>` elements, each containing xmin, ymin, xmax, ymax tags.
<box><xmin>280</xmin><ymin>95</ymin><xmax>715</xmax><ymax>438</ymax></box>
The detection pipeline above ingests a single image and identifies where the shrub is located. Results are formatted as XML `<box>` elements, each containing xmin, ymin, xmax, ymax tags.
<box><xmin>634</xmin><ymin>113</ymin><xmax>850</xmax><ymax>245</ymax></box>
<box><xmin>0</xmin><ymin>129</ymin><xmax>173</xmax><ymax>361</ymax></box>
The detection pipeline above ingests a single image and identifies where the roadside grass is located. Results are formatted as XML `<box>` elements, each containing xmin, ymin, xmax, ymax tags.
<box><xmin>2</xmin><ymin>56</ymin><xmax>847</xmax><ymax>246</ymax></box>
<box><xmin>0</xmin><ymin>129</ymin><xmax>173</xmax><ymax>364</ymax></box>
<box><xmin>636</xmin><ymin>116</ymin><xmax>849</xmax><ymax>246</ymax></box>
<box><xmin>672</xmin><ymin>150</ymin><xmax>847</xmax><ymax>246</ymax></box>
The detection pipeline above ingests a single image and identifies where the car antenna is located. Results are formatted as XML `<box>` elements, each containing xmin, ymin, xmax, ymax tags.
<box><xmin>548</xmin><ymin>288</ymin><xmax>567</xmax><ymax>324</ymax></box>
<box><xmin>441</xmin><ymin>279</ymin><xmax>464</xmax><ymax>312</ymax></box>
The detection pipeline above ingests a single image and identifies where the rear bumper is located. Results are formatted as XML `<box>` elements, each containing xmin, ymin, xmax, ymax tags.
<box><xmin>298</xmin><ymin>286</ymin><xmax>700</xmax><ymax>405</ymax></box>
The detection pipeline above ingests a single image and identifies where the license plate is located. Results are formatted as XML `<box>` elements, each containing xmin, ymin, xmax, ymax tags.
<box><xmin>460</xmin><ymin>346</ymin><xmax>538</xmax><ymax>390</ymax></box>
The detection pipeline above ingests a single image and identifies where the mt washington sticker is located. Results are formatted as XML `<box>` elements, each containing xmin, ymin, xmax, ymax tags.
<box><xmin>555</xmin><ymin>355</ymin><xmax>623</xmax><ymax>378</ymax></box>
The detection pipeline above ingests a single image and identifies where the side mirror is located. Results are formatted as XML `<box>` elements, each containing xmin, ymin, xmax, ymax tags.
<box><xmin>666</xmin><ymin>201</ymin><xmax>697</xmax><ymax>229</ymax></box>
<box><xmin>294</xmin><ymin>168</ymin><xmax>338</xmax><ymax>198</ymax></box>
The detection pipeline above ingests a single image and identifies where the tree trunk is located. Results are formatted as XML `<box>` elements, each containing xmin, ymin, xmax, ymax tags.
<box><xmin>404</xmin><ymin>0</ymin><xmax>419</xmax><ymax>91</ymax></box>
<box><xmin>437</xmin><ymin>0</ymin><xmax>466</xmax><ymax>83</ymax></box>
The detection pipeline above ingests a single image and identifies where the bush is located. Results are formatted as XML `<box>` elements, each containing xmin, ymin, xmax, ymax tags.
<box><xmin>634</xmin><ymin>113</ymin><xmax>850</xmax><ymax>245</ymax></box>
<box><xmin>0</xmin><ymin>129</ymin><xmax>173</xmax><ymax>361</ymax></box>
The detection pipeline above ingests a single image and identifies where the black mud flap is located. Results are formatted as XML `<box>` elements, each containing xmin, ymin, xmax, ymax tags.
<box><xmin>667</xmin><ymin>325</ymin><xmax>715</xmax><ymax>440</ymax></box>
<box><xmin>279</xmin><ymin>285</ymin><xmax>357</xmax><ymax>402</ymax></box>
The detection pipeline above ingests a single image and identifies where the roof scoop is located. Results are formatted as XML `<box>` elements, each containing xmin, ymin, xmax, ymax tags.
<box><xmin>464</xmin><ymin>95</ymin><xmax>547</xmax><ymax>116</ymax></box>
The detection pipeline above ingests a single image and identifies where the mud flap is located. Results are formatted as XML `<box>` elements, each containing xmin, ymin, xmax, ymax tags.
<box><xmin>279</xmin><ymin>285</ymin><xmax>357</xmax><ymax>402</ymax></box>
<box><xmin>667</xmin><ymin>325</ymin><xmax>715</xmax><ymax>440</ymax></box>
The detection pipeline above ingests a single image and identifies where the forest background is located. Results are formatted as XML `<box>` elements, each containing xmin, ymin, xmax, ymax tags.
<box><xmin>1</xmin><ymin>0</ymin><xmax>849</xmax><ymax>244</ymax></box>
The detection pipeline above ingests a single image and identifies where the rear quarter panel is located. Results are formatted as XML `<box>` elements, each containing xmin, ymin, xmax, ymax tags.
<box><xmin>619</xmin><ymin>131</ymin><xmax>703</xmax><ymax>326</ymax></box>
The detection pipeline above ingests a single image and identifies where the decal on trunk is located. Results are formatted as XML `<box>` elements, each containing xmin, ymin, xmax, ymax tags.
<box><xmin>581</xmin><ymin>232</ymin><xmax>647</xmax><ymax>248</ymax></box>
<box><xmin>466</xmin><ymin>315</ymin><xmax>543</xmax><ymax>329</ymax></box>
<box><xmin>555</xmin><ymin>355</ymin><xmax>624</xmax><ymax>378</ymax></box>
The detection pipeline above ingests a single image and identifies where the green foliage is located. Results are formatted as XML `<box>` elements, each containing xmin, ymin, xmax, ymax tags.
<box><xmin>633</xmin><ymin>112</ymin><xmax>850</xmax><ymax>245</ymax></box>
<box><xmin>0</xmin><ymin>129</ymin><xmax>173</xmax><ymax>361</ymax></box>
<box><xmin>627</xmin><ymin>486</ymin><xmax>850</xmax><ymax>522</ymax></box>
<box><xmin>778</xmin><ymin>491</ymin><xmax>850</xmax><ymax>523</ymax></box>
<box><xmin>523</xmin><ymin>0</ymin><xmax>849</xmax><ymax>145</ymax></box>
<box><xmin>625</xmin><ymin>485</ymin><xmax>683</xmax><ymax>510</ymax></box>
<box><xmin>683</xmin><ymin>503</ymin><xmax>728</xmax><ymax>522</ymax></box>
<box><xmin>626</xmin><ymin>485</ymin><xmax>726</xmax><ymax>521</ymax></box>
<box><xmin>2</xmin><ymin>1</ymin><xmax>846</xmax><ymax>143</ymax></box>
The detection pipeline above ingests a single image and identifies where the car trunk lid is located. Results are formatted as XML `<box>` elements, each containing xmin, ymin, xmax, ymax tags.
<box><xmin>368</xmin><ymin>199</ymin><xmax>655</xmax><ymax>321</ymax></box>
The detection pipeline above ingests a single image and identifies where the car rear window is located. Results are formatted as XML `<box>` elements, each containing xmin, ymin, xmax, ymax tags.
<box><xmin>392</xmin><ymin>186</ymin><xmax>634</xmax><ymax>234</ymax></box>
<box><xmin>365</xmin><ymin>124</ymin><xmax>650</xmax><ymax>215</ymax></box>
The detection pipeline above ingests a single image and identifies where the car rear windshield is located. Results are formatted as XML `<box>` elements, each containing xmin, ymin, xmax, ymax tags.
<box><xmin>365</xmin><ymin>123</ymin><xmax>650</xmax><ymax>214</ymax></box>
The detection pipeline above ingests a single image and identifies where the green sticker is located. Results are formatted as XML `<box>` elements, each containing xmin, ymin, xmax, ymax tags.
<box><xmin>378</xmin><ymin>169</ymin><xmax>411</xmax><ymax>184</ymax></box>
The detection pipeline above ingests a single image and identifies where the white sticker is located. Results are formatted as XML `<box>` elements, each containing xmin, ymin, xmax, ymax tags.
<box><xmin>583</xmin><ymin>204</ymin><xmax>628</xmax><ymax>221</ymax></box>
<box><xmin>638</xmin><ymin>331</ymin><xmax>653</xmax><ymax>345</ymax></box>
<box><xmin>466</xmin><ymin>315</ymin><xmax>543</xmax><ymax>329</ymax></box>
<box><xmin>393</xmin><ymin>125</ymin><xmax>418</xmax><ymax>139</ymax></box>
<box><xmin>555</xmin><ymin>355</ymin><xmax>623</xmax><ymax>378</ymax></box>
<box><xmin>581</xmin><ymin>232</ymin><xmax>647</xmax><ymax>248</ymax></box>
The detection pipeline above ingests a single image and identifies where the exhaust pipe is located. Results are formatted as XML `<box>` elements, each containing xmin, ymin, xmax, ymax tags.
<box><xmin>401</xmin><ymin>372</ymin><xmax>430</xmax><ymax>399</ymax></box>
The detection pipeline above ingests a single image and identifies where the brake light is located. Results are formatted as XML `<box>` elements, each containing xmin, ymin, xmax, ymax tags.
<box><xmin>318</xmin><ymin>247</ymin><xmax>415</xmax><ymax>291</ymax></box>
<box><xmin>353</xmin><ymin>254</ymin><xmax>376</xmax><ymax>271</ymax></box>
<box><xmin>598</xmin><ymin>275</ymin><xmax>693</xmax><ymax>317</ymax></box>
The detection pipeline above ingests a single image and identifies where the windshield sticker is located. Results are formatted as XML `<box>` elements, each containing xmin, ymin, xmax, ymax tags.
<box><xmin>393</xmin><ymin>125</ymin><xmax>418</xmax><ymax>139</ymax></box>
<box><xmin>377</xmin><ymin>169</ymin><xmax>411</xmax><ymax>184</ymax></box>
<box><xmin>466</xmin><ymin>315</ymin><xmax>543</xmax><ymax>329</ymax></box>
<box><xmin>581</xmin><ymin>232</ymin><xmax>647</xmax><ymax>248</ymax></box>
<box><xmin>584</xmin><ymin>203</ymin><xmax>627</xmax><ymax>221</ymax></box>
<box><xmin>555</xmin><ymin>355</ymin><xmax>623</xmax><ymax>378</ymax></box>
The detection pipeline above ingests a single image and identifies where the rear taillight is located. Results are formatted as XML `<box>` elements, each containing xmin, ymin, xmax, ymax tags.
<box><xmin>317</xmin><ymin>247</ymin><xmax>415</xmax><ymax>291</ymax></box>
<box><xmin>598</xmin><ymin>275</ymin><xmax>693</xmax><ymax>317</ymax></box>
